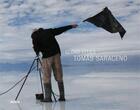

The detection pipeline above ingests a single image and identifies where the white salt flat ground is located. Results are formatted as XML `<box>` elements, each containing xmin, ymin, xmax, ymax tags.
<box><xmin>0</xmin><ymin>69</ymin><xmax>140</xmax><ymax>110</ymax></box>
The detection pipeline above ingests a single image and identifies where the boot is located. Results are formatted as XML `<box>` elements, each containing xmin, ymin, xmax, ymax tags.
<box><xmin>41</xmin><ymin>83</ymin><xmax>52</xmax><ymax>102</ymax></box>
<box><xmin>58</xmin><ymin>81</ymin><xmax>65</xmax><ymax>101</ymax></box>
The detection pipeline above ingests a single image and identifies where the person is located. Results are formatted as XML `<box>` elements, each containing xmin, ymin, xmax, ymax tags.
<box><xmin>31</xmin><ymin>24</ymin><xmax>78</xmax><ymax>102</ymax></box>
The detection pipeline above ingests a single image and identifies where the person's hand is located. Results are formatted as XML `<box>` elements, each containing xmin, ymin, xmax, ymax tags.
<box><xmin>71</xmin><ymin>24</ymin><xmax>78</xmax><ymax>28</ymax></box>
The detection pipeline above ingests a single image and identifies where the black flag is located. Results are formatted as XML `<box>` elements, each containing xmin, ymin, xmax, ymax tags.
<box><xmin>83</xmin><ymin>7</ymin><xmax>126</xmax><ymax>39</ymax></box>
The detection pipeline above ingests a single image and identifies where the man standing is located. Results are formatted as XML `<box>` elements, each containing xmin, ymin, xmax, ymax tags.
<box><xmin>31</xmin><ymin>24</ymin><xmax>78</xmax><ymax>102</ymax></box>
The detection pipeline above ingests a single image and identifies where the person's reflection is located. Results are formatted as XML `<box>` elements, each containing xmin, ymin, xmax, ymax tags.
<box><xmin>60</xmin><ymin>102</ymin><xmax>65</xmax><ymax>110</ymax></box>
<box><xmin>42</xmin><ymin>102</ymin><xmax>66</xmax><ymax>110</ymax></box>
<box><xmin>43</xmin><ymin>103</ymin><xmax>53</xmax><ymax>110</ymax></box>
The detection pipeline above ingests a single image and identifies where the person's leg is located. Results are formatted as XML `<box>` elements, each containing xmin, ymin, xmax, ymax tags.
<box><xmin>52</xmin><ymin>54</ymin><xmax>65</xmax><ymax>101</ymax></box>
<box><xmin>41</xmin><ymin>57</ymin><xmax>53</xmax><ymax>102</ymax></box>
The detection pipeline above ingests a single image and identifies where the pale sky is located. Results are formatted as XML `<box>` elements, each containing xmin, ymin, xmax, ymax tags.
<box><xmin>0</xmin><ymin>0</ymin><xmax>140</xmax><ymax>63</ymax></box>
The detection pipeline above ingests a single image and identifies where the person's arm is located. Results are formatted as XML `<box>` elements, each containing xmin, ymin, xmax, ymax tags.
<box><xmin>31</xmin><ymin>32</ymin><xmax>40</xmax><ymax>56</ymax></box>
<box><xmin>52</xmin><ymin>24</ymin><xmax>78</xmax><ymax>36</ymax></box>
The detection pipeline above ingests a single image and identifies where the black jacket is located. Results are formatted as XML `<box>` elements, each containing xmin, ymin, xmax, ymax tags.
<box><xmin>31</xmin><ymin>25</ymin><xmax>73</xmax><ymax>58</ymax></box>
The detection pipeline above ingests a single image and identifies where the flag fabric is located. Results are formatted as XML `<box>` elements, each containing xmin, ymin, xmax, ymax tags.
<box><xmin>83</xmin><ymin>7</ymin><xmax>126</xmax><ymax>39</ymax></box>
